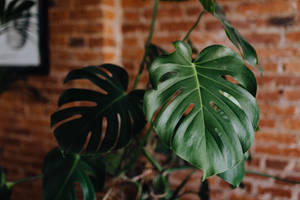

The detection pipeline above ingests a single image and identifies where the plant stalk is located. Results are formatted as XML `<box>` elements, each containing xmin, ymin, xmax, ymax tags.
<box><xmin>142</xmin><ymin>148</ymin><xmax>163</xmax><ymax>173</ymax></box>
<box><xmin>182</xmin><ymin>10</ymin><xmax>206</xmax><ymax>41</ymax></box>
<box><xmin>246</xmin><ymin>170</ymin><xmax>300</xmax><ymax>185</ymax></box>
<box><xmin>6</xmin><ymin>174</ymin><xmax>43</xmax><ymax>189</ymax></box>
<box><xmin>132</xmin><ymin>0</ymin><xmax>159</xmax><ymax>90</ymax></box>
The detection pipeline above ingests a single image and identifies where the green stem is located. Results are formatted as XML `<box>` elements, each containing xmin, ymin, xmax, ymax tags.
<box><xmin>6</xmin><ymin>174</ymin><xmax>43</xmax><ymax>189</ymax></box>
<box><xmin>142</xmin><ymin>148</ymin><xmax>163</xmax><ymax>173</ymax></box>
<box><xmin>246</xmin><ymin>170</ymin><xmax>300</xmax><ymax>185</ymax></box>
<box><xmin>132</xmin><ymin>0</ymin><xmax>159</xmax><ymax>90</ymax></box>
<box><xmin>164</xmin><ymin>165</ymin><xmax>196</xmax><ymax>175</ymax></box>
<box><xmin>182</xmin><ymin>10</ymin><xmax>206</xmax><ymax>41</ymax></box>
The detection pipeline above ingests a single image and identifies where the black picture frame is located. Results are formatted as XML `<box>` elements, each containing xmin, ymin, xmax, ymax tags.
<box><xmin>0</xmin><ymin>0</ymin><xmax>49</xmax><ymax>75</ymax></box>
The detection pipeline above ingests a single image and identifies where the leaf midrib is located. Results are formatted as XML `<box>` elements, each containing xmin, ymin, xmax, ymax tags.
<box><xmin>191</xmin><ymin>62</ymin><xmax>205</xmax><ymax>132</ymax></box>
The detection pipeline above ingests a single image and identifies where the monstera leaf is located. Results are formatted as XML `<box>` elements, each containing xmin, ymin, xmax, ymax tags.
<box><xmin>43</xmin><ymin>148</ymin><xmax>106</xmax><ymax>200</ymax></box>
<box><xmin>144</xmin><ymin>41</ymin><xmax>259</xmax><ymax>179</ymax></box>
<box><xmin>197</xmin><ymin>1</ymin><xmax>263</xmax><ymax>74</ymax></box>
<box><xmin>51</xmin><ymin>64</ymin><xmax>145</xmax><ymax>154</ymax></box>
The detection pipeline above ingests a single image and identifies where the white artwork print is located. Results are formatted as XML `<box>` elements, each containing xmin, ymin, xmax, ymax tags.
<box><xmin>0</xmin><ymin>0</ymin><xmax>40</xmax><ymax>66</ymax></box>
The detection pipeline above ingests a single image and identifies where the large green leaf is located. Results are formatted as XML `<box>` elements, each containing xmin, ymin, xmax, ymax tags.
<box><xmin>144</xmin><ymin>41</ymin><xmax>259</xmax><ymax>179</ymax></box>
<box><xmin>51</xmin><ymin>64</ymin><xmax>145</xmax><ymax>154</ymax></box>
<box><xmin>43</xmin><ymin>148</ymin><xmax>106</xmax><ymax>200</ymax></box>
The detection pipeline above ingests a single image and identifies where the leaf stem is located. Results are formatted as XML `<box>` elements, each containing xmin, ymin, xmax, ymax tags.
<box><xmin>6</xmin><ymin>174</ymin><xmax>43</xmax><ymax>189</ymax></box>
<box><xmin>132</xmin><ymin>0</ymin><xmax>159</xmax><ymax>90</ymax></box>
<box><xmin>142</xmin><ymin>148</ymin><xmax>163</xmax><ymax>173</ymax></box>
<box><xmin>246</xmin><ymin>170</ymin><xmax>300</xmax><ymax>185</ymax></box>
<box><xmin>182</xmin><ymin>10</ymin><xmax>206</xmax><ymax>41</ymax></box>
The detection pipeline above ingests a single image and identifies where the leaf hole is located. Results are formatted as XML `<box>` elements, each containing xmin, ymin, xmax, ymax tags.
<box><xmin>111</xmin><ymin>113</ymin><xmax>122</xmax><ymax>150</ymax></box>
<box><xmin>209</xmin><ymin>102</ymin><xmax>218</xmax><ymax>111</ymax></box>
<box><xmin>223</xmin><ymin>75</ymin><xmax>239</xmax><ymax>84</ymax></box>
<box><xmin>184</xmin><ymin>103</ymin><xmax>194</xmax><ymax>116</ymax></box>
<box><xmin>52</xmin><ymin>114</ymin><xmax>82</xmax><ymax>130</ymax></box>
<box><xmin>98</xmin><ymin>67</ymin><xmax>112</xmax><ymax>78</ymax></box>
<box><xmin>159</xmin><ymin>71</ymin><xmax>177</xmax><ymax>83</ymax></box>
<box><xmin>219</xmin><ymin>90</ymin><xmax>241</xmax><ymax>108</ymax></box>
<box><xmin>97</xmin><ymin>117</ymin><xmax>107</xmax><ymax>151</ymax></box>
<box><xmin>80</xmin><ymin>131</ymin><xmax>92</xmax><ymax>154</ymax></box>
<box><xmin>151</xmin><ymin>88</ymin><xmax>183</xmax><ymax>122</ymax></box>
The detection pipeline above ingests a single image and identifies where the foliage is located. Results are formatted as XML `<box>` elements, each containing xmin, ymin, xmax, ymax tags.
<box><xmin>7</xmin><ymin>0</ymin><xmax>300</xmax><ymax>200</ymax></box>
<box><xmin>144</xmin><ymin>41</ymin><xmax>258</xmax><ymax>182</ymax></box>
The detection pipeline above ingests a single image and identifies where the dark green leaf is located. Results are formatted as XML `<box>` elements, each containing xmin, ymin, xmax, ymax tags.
<box><xmin>81</xmin><ymin>155</ymin><xmax>106</xmax><ymax>192</ymax></box>
<box><xmin>144</xmin><ymin>41</ymin><xmax>259</xmax><ymax>179</ymax></box>
<box><xmin>0</xmin><ymin>167</ymin><xmax>11</xmax><ymax>200</ymax></box>
<box><xmin>146</xmin><ymin>43</ymin><xmax>167</xmax><ymax>70</ymax></box>
<box><xmin>43</xmin><ymin>148</ymin><xmax>105</xmax><ymax>200</ymax></box>
<box><xmin>198</xmin><ymin>0</ymin><xmax>215</xmax><ymax>13</ymax></box>
<box><xmin>51</xmin><ymin>64</ymin><xmax>146</xmax><ymax>154</ymax></box>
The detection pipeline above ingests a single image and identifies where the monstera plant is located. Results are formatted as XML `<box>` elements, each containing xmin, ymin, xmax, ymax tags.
<box><xmin>2</xmin><ymin>0</ymin><xmax>298</xmax><ymax>200</ymax></box>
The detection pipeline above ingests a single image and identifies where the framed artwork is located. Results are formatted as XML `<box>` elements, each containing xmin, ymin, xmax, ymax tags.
<box><xmin>0</xmin><ymin>0</ymin><xmax>49</xmax><ymax>74</ymax></box>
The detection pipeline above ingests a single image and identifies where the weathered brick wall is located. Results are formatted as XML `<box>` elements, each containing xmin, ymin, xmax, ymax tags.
<box><xmin>0</xmin><ymin>0</ymin><xmax>299</xmax><ymax>199</ymax></box>
<box><xmin>122</xmin><ymin>0</ymin><xmax>300</xmax><ymax>199</ymax></box>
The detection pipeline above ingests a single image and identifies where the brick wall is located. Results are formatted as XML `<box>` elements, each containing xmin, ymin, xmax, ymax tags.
<box><xmin>0</xmin><ymin>0</ymin><xmax>299</xmax><ymax>199</ymax></box>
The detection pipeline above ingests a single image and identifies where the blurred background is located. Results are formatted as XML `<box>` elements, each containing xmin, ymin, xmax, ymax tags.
<box><xmin>0</xmin><ymin>0</ymin><xmax>299</xmax><ymax>199</ymax></box>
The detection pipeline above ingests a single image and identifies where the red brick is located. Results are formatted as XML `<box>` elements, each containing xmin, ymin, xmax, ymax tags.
<box><xmin>160</xmin><ymin>21</ymin><xmax>195</xmax><ymax>32</ymax></box>
<box><xmin>230</xmin><ymin>194</ymin><xmax>259</xmax><ymax>200</ymax></box>
<box><xmin>283</xmin><ymin>61</ymin><xmax>300</xmax><ymax>73</ymax></box>
<box><xmin>258</xmin><ymin>119</ymin><xmax>276</xmax><ymax>128</ymax></box>
<box><xmin>282</xmin><ymin>118</ymin><xmax>300</xmax><ymax>130</ymax></box>
<box><xmin>236</xmin><ymin>1</ymin><xmax>291</xmax><ymax>15</ymax></box>
<box><xmin>255</xmin><ymin>132</ymin><xmax>297</xmax><ymax>144</ymax></box>
<box><xmin>122</xmin><ymin>0</ymin><xmax>151</xmax><ymax>8</ymax></box>
<box><xmin>265</xmin><ymin>159</ymin><xmax>288</xmax><ymax>170</ymax></box>
<box><xmin>245</xmin><ymin>33</ymin><xmax>281</xmax><ymax>45</ymax></box>
<box><xmin>257</xmin><ymin>187</ymin><xmax>291</xmax><ymax>198</ymax></box>
<box><xmin>255</xmin><ymin>145</ymin><xmax>300</xmax><ymax>157</ymax></box>
<box><xmin>286</xmin><ymin>31</ymin><xmax>300</xmax><ymax>42</ymax></box>
<box><xmin>259</xmin><ymin>103</ymin><xmax>295</xmax><ymax>116</ymax></box>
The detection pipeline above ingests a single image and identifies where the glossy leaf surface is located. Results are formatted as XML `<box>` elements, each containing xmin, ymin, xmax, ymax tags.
<box><xmin>217</xmin><ymin>154</ymin><xmax>247</xmax><ymax>187</ymax></box>
<box><xmin>144</xmin><ymin>41</ymin><xmax>259</xmax><ymax>179</ymax></box>
<box><xmin>43</xmin><ymin>148</ymin><xmax>105</xmax><ymax>200</ymax></box>
<box><xmin>51</xmin><ymin>64</ymin><xmax>145</xmax><ymax>154</ymax></box>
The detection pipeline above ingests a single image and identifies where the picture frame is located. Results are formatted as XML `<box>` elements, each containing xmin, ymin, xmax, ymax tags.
<box><xmin>0</xmin><ymin>0</ymin><xmax>49</xmax><ymax>74</ymax></box>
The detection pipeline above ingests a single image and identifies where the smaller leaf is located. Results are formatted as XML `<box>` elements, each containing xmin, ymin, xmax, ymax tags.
<box><xmin>214</xmin><ymin>3</ymin><xmax>263</xmax><ymax>74</ymax></box>
<box><xmin>43</xmin><ymin>148</ymin><xmax>105</xmax><ymax>200</ymax></box>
